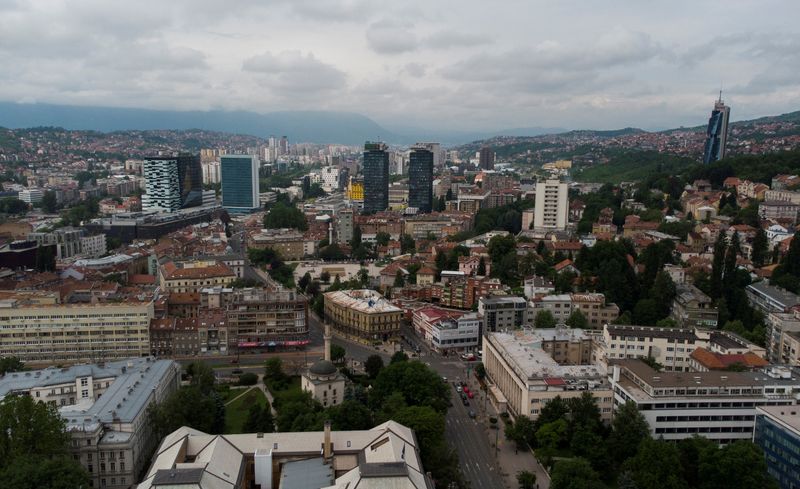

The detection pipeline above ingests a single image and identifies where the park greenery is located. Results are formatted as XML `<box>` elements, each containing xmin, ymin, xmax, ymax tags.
<box><xmin>505</xmin><ymin>394</ymin><xmax>776</xmax><ymax>489</ymax></box>
<box><xmin>263</xmin><ymin>201</ymin><xmax>308</xmax><ymax>231</ymax></box>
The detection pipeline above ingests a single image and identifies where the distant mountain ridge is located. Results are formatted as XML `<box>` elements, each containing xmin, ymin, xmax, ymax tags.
<box><xmin>0</xmin><ymin>102</ymin><xmax>393</xmax><ymax>146</ymax></box>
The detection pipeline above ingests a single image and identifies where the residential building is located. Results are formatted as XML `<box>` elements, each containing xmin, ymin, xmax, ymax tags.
<box><xmin>483</xmin><ymin>329</ymin><xmax>613</xmax><ymax>420</ymax></box>
<box><xmin>702</xmin><ymin>94</ymin><xmax>731</xmax><ymax>164</ymax></box>
<box><xmin>324</xmin><ymin>289</ymin><xmax>402</xmax><ymax>340</ymax></box>
<box><xmin>201</xmin><ymin>160</ymin><xmax>221</xmax><ymax>184</ymax></box>
<box><xmin>747</xmin><ymin>281</ymin><xmax>800</xmax><ymax>315</ymax></box>
<box><xmin>754</xmin><ymin>405</ymin><xmax>800</xmax><ymax>489</ymax></box>
<box><xmin>248</xmin><ymin>228</ymin><xmax>307</xmax><ymax>260</ymax></box>
<box><xmin>479</xmin><ymin>146</ymin><xmax>495</xmax><ymax>170</ymax></box>
<box><xmin>0</xmin><ymin>297</ymin><xmax>152</xmax><ymax>365</ymax></box>
<box><xmin>523</xmin><ymin>276</ymin><xmax>555</xmax><ymax>299</ymax></box>
<box><xmin>760</xmin><ymin>201</ymin><xmax>800</xmax><ymax>223</ymax></box>
<box><xmin>478</xmin><ymin>295</ymin><xmax>529</xmax><ymax>332</ymax></box>
<box><xmin>142</xmin><ymin>155</ymin><xmax>202</xmax><ymax>212</ymax></box>
<box><xmin>362</xmin><ymin>142</ymin><xmax>389</xmax><ymax>214</ymax></box>
<box><xmin>18</xmin><ymin>187</ymin><xmax>44</xmax><ymax>204</ymax></box>
<box><xmin>671</xmin><ymin>283</ymin><xmax>719</xmax><ymax>328</ymax></box>
<box><xmin>336</xmin><ymin>208</ymin><xmax>354</xmax><ymax>244</ymax></box>
<box><xmin>766</xmin><ymin>312</ymin><xmax>800</xmax><ymax>364</ymax></box>
<box><xmin>764</xmin><ymin>189</ymin><xmax>800</xmax><ymax>205</ymax></box>
<box><xmin>533</xmin><ymin>179</ymin><xmax>569</xmax><ymax>230</ymax></box>
<box><xmin>688</xmin><ymin>347</ymin><xmax>769</xmax><ymax>371</ymax></box>
<box><xmin>600</xmin><ymin>324</ymin><xmax>766</xmax><ymax>372</ymax></box>
<box><xmin>81</xmin><ymin>233</ymin><xmax>108</xmax><ymax>258</ymax></box>
<box><xmin>227</xmin><ymin>287</ymin><xmax>309</xmax><ymax>350</ymax></box>
<box><xmin>220</xmin><ymin>154</ymin><xmax>260</xmax><ymax>213</ymax></box>
<box><xmin>29</xmin><ymin>226</ymin><xmax>85</xmax><ymax>259</ymax></box>
<box><xmin>0</xmin><ymin>358</ymin><xmax>180</xmax><ymax>489</ymax></box>
<box><xmin>531</xmin><ymin>292</ymin><xmax>619</xmax><ymax>327</ymax></box>
<box><xmin>136</xmin><ymin>421</ymin><xmax>432</xmax><ymax>489</ymax></box>
<box><xmin>159</xmin><ymin>260</ymin><xmax>236</xmax><ymax>293</ymax></box>
<box><xmin>610</xmin><ymin>360</ymin><xmax>800</xmax><ymax>443</ymax></box>
<box><xmin>408</xmin><ymin>146</ymin><xmax>434</xmax><ymax>213</ymax></box>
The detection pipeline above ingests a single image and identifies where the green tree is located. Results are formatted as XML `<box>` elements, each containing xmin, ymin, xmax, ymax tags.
<box><xmin>149</xmin><ymin>386</ymin><xmax>226</xmax><ymax>437</ymax></box>
<box><xmin>506</xmin><ymin>415</ymin><xmax>536</xmax><ymax>450</ymax></box>
<box><xmin>609</xmin><ymin>401</ymin><xmax>651</xmax><ymax>465</ymax></box>
<box><xmin>351</xmin><ymin>225</ymin><xmax>362</xmax><ymax>249</ymax></box>
<box><xmin>400</xmin><ymin>233</ymin><xmax>416</xmax><ymax>254</ymax></box>
<box><xmin>330</xmin><ymin>344</ymin><xmax>346</xmax><ymax>364</ymax></box>
<box><xmin>710</xmin><ymin>233</ymin><xmax>727</xmax><ymax>299</ymax></box>
<box><xmin>243</xmin><ymin>403</ymin><xmax>275</xmax><ymax>433</ymax></box>
<box><xmin>0</xmin><ymin>197</ymin><xmax>28</xmax><ymax>214</ymax></box>
<box><xmin>0</xmin><ymin>357</ymin><xmax>24</xmax><ymax>375</ymax></box>
<box><xmin>624</xmin><ymin>438</ymin><xmax>687</xmax><ymax>489</ymax></box>
<box><xmin>263</xmin><ymin>201</ymin><xmax>308</xmax><ymax>230</ymax></box>
<box><xmin>326</xmin><ymin>399</ymin><xmax>374</xmax><ymax>431</ymax></box>
<box><xmin>390</xmin><ymin>351</ymin><xmax>409</xmax><ymax>363</ymax></box>
<box><xmin>187</xmin><ymin>361</ymin><xmax>215</xmax><ymax>394</ymax></box>
<box><xmin>0</xmin><ymin>455</ymin><xmax>90</xmax><ymax>489</ymax></box>
<box><xmin>237</xmin><ymin>372</ymin><xmax>258</xmax><ymax>386</ymax></box>
<box><xmin>517</xmin><ymin>470</ymin><xmax>537</xmax><ymax>489</ymax></box>
<box><xmin>40</xmin><ymin>191</ymin><xmax>58</xmax><ymax>213</ymax></box>
<box><xmin>264</xmin><ymin>358</ymin><xmax>289</xmax><ymax>391</ymax></box>
<box><xmin>394</xmin><ymin>270</ymin><xmax>406</xmax><ymax>287</ymax></box>
<box><xmin>477</xmin><ymin>256</ymin><xmax>487</xmax><ymax>276</ymax></box>
<box><xmin>535</xmin><ymin>419</ymin><xmax>568</xmax><ymax>452</ymax></box>
<box><xmin>0</xmin><ymin>395</ymin><xmax>71</xmax><ymax>462</ymax></box>
<box><xmin>566</xmin><ymin>309</ymin><xmax>588</xmax><ymax>329</ymax></box>
<box><xmin>698</xmin><ymin>440</ymin><xmax>779</xmax><ymax>489</ymax></box>
<box><xmin>376</xmin><ymin>231</ymin><xmax>391</xmax><ymax>247</ymax></box>
<box><xmin>650</xmin><ymin>270</ymin><xmax>677</xmax><ymax>318</ymax></box>
<box><xmin>298</xmin><ymin>272</ymin><xmax>311</xmax><ymax>291</ymax></box>
<box><xmin>632</xmin><ymin>298</ymin><xmax>661</xmax><ymax>326</ymax></box>
<box><xmin>751</xmin><ymin>228</ymin><xmax>769</xmax><ymax>268</ymax></box>
<box><xmin>364</xmin><ymin>354</ymin><xmax>384</xmax><ymax>378</ymax></box>
<box><xmin>370</xmin><ymin>360</ymin><xmax>450</xmax><ymax>413</ymax></box>
<box><xmin>550</xmin><ymin>457</ymin><xmax>606</xmax><ymax>489</ymax></box>
<box><xmin>534</xmin><ymin>309</ymin><xmax>557</xmax><ymax>329</ymax></box>
<box><xmin>570</xmin><ymin>427</ymin><xmax>609</xmax><ymax>475</ymax></box>
<box><xmin>319</xmin><ymin>244</ymin><xmax>346</xmax><ymax>261</ymax></box>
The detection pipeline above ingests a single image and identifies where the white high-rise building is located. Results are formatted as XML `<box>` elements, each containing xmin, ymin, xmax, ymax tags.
<box><xmin>320</xmin><ymin>166</ymin><xmax>342</xmax><ymax>193</ymax></box>
<box><xmin>201</xmin><ymin>161</ymin><xmax>221</xmax><ymax>184</ymax></box>
<box><xmin>533</xmin><ymin>179</ymin><xmax>569</xmax><ymax>230</ymax></box>
<box><xmin>18</xmin><ymin>188</ymin><xmax>43</xmax><ymax>204</ymax></box>
<box><xmin>142</xmin><ymin>159</ymin><xmax>181</xmax><ymax>212</ymax></box>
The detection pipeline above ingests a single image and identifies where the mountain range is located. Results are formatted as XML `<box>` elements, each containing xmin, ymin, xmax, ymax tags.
<box><xmin>0</xmin><ymin>101</ymin><xmax>562</xmax><ymax>146</ymax></box>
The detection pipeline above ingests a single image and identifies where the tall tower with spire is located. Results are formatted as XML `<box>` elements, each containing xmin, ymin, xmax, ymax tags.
<box><xmin>702</xmin><ymin>92</ymin><xmax>731</xmax><ymax>164</ymax></box>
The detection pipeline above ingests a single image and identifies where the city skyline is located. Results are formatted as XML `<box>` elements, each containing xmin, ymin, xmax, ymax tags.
<box><xmin>0</xmin><ymin>1</ymin><xmax>799</xmax><ymax>133</ymax></box>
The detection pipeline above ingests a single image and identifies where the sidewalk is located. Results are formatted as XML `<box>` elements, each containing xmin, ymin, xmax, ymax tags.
<box><xmin>479</xmin><ymin>384</ymin><xmax>551</xmax><ymax>489</ymax></box>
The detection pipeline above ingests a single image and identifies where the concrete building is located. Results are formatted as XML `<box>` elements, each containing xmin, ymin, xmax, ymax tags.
<box><xmin>323</xmin><ymin>289</ymin><xmax>402</xmax><ymax>340</ymax></box>
<box><xmin>0</xmin><ymin>297</ymin><xmax>153</xmax><ymax>365</ymax></box>
<box><xmin>747</xmin><ymin>281</ymin><xmax>800</xmax><ymax>315</ymax></box>
<box><xmin>319</xmin><ymin>166</ymin><xmax>344</xmax><ymax>193</ymax></box>
<box><xmin>478</xmin><ymin>295</ymin><xmax>529</xmax><ymax>332</ymax></box>
<box><xmin>610</xmin><ymin>360</ymin><xmax>800</xmax><ymax>444</ymax></box>
<box><xmin>483</xmin><ymin>329</ymin><xmax>613</xmax><ymax>420</ymax></box>
<box><xmin>30</xmin><ymin>226</ymin><xmax>85</xmax><ymax>259</ymax></box>
<box><xmin>766</xmin><ymin>312</ymin><xmax>800</xmax><ymax>365</ymax></box>
<box><xmin>336</xmin><ymin>209</ymin><xmax>354</xmax><ymax>245</ymax></box>
<box><xmin>362</xmin><ymin>142</ymin><xmax>389</xmax><ymax>214</ymax></box>
<box><xmin>0</xmin><ymin>358</ymin><xmax>180</xmax><ymax>489</ymax></box>
<box><xmin>754</xmin><ymin>405</ymin><xmax>800</xmax><ymax>489</ymax></box>
<box><xmin>479</xmin><ymin>146</ymin><xmax>494</xmax><ymax>170</ymax></box>
<box><xmin>671</xmin><ymin>283</ymin><xmax>718</xmax><ymax>328</ymax></box>
<box><xmin>159</xmin><ymin>260</ymin><xmax>236</xmax><ymax>293</ymax></box>
<box><xmin>408</xmin><ymin>147</ymin><xmax>434</xmax><ymax>213</ymax></box>
<box><xmin>600</xmin><ymin>324</ymin><xmax>766</xmax><ymax>372</ymax></box>
<box><xmin>533</xmin><ymin>179</ymin><xmax>569</xmax><ymax>231</ymax></box>
<box><xmin>759</xmin><ymin>201</ymin><xmax>800</xmax><ymax>223</ymax></box>
<box><xmin>411</xmin><ymin>306</ymin><xmax>480</xmax><ymax>353</ymax></box>
<box><xmin>221</xmin><ymin>155</ymin><xmax>260</xmax><ymax>213</ymax></box>
<box><xmin>201</xmin><ymin>160</ymin><xmax>221</xmax><ymax>184</ymax></box>
<box><xmin>135</xmin><ymin>421</ymin><xmax>432</xmax><ymax>489</ymax></box>
<box><xmin>18</xmin><ymin>187</ymin><xmax>44</xmax><ymax>204</ymax></box>
<box><xmin>81</xmin><ymin>233</ymin><xmax>108</xmax><ymax>258</ymax></box>
<box><xmin>227</xmin><ymin>287</ymin><xmax>309</xmax><ymax>351</ymax></box>
<box><xmin>248</xmin><ymin>228</ymin><xmax>307</xmax><ymax>260</ymax></box>
<box><xmin>143</xmin><ymin>158</ymin><xmax>181</xmax><ymax>212</ymax></box>
<box><xmin>532</xmin><ymin>293</ymin><xmax>620</xmax><ymax>327</ymax></box>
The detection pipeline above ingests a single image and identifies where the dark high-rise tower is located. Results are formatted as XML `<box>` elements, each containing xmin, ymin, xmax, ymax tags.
<box><xmin>702</xmin><ymin>93</ymin><xmax>731</xmax><ymax>164</ymax></box>
<box><xmin>479</xmin><ymin>146</ymin><xmax>495</xmax><ymax>170</ymax></box>
<box><xmin>362</xmin><ymin>142</ymin><xmax>389</xmax><ymax>214</ymax></box>
<box><xmin>408</xmin><ymin>146</ymin><xmax>434</xmax><ymax>213</ymax></box>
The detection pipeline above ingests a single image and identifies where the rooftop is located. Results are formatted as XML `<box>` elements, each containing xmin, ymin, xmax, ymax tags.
<box><xmin>324</xmin><ymin>289</ymin><xmax>401</xmax><ymax>314</ymax></box>
<box><xmin>757</xmin><ymin>405</ymin><xmax>800</xmax><ymax>434</ymax></box>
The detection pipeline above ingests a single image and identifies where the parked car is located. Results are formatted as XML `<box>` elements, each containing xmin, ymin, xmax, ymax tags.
<box><xmin>462</xmin><ymin>399</ymin><xmax>470</xmax><ymax>406</ymax></box>
<box><xmin>457</xmin><ymin>385</ymin><xmax>462</xmax><ymax>393</ymax></box>
<box><xmin>468</xmin><ymin>410</ymin><xmax>476</xmax><ymax>419</ymax></box>
<box><xmin>232</xmin><ymin>368</ymin><xmax>243</xmax><ymax>375</ymax></box>
<box><xmin>467</xmin><ymin>390</ymin><xmax>474</xmax><ymax>399</ymax></box>
<box><xmin>461</xmin><ymin>353</ymin><xmax>476</xmax><ymax>361</ymax></box>
<box><xmin>463</xmin><ymin>386</ymin><xmax>470</xmax><ymax>394</ymax></box>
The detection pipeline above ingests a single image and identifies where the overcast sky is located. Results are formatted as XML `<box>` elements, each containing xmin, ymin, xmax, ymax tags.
<box><xmin>1</xmin><ymin>0</ymin><xmax>799</xmax><ymax>132</ymax></box>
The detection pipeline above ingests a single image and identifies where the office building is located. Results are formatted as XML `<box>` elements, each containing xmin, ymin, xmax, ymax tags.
<box><xmin>702</xmin><ymin>94</ymin><xmax>731</xmax><ymax>164</ymax></box>
<box><xmin>478</xmin><ymin>295</ymin><xmax>529</xmax><ymax>332</ymax></box>
<box><xmin>0</xmin><ymin>358</ymin><xmax>180</xmax><ymax>489</ymax></box>
<box><xmin>479</xmin><ymin>146</ymin><xmax>494</xmax><ymax>170</ymax></box>
<box><xmin>483</xmin><ymin>329</ymin><xmax>613</xmax><ymax>420</ymax></box>
<box><xmin>227</xmin><ymin>287</ymin><xmax>309</xmax><ymax>350</ymax></box>
<box><xmin>18</xmin><ymin>187</ymin><xmax>43</xmax><ymax>204</ymax></box>
<box><xmin>754</xmin><ymin>405</ymin><xmax>800</xmax><ymax>489</ymax></box>
<box><xmin>142</xmin><ymin>155</ymin><xmax>202</xmax><ymax>212</ymax></box>
<box><xmin>408</xmin><ymin>146</ymin><xmax>434</xmax><ymax>213</ymax></box>
<box><xmin>411</xmin><ymin>306</ymin><xmax>481</xmax><ymax>353</ymax></box>
<box><xmin>136</xmin><ymin>421</ymin><xmax>432</xmax><ymax>489</ymax></box>
<box><xmin>159</xmin><ymin>260</ymin><xmax>236</xmax><ymax>293</ymax></box>
<box><xmin>220</xmin><ymin>154</ymin><xmax>259</xmax><ymax>213</ymax></box>
<box><xmin>0</xmin><ymin>296</ymin><xmax>153</xmax><ymax>365</ymax></box>
<box><xmin>533</xmin><ymin>179</ymin><xmax>569</xmax><ymax>230</ymax></box>
<box><xmin>248</xmin><ymin>228</ymin><xmax>307</xmax><ymax>260</ymax></box>
<box><xmin>323</xmin><ymin>289</ymin><xmax>402</xmax><ymax>340</ymax></box>
<box><xmin>362</xmin><ymin>142</ymin><xmax>389</xmax><ymax>214</ymax></box>
<box><xmin>610</xmin><ymin>360</ymin><xmax>800</xmax><ymax>443</ymax></box>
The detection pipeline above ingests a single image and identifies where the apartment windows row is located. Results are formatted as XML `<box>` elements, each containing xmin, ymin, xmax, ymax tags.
<box><xmin>656</xmin><ymin>414</ymin><xmax>755</xmax><ymax>423</ymax></box>
<box><xmin>655</xmin><ymin>426</ymin><xmax>753</xmax><ymax>435</ymax></box>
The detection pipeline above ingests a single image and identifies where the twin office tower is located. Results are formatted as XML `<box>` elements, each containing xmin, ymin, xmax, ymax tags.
<box><xmin>363</xmin><ymin>142</ymin><xmax>434</xmax><ymax>214</ymax></box>
<box><xmin>143</xmin><ymin>154</ymin><xmax>259</xmax><ymax>213</ymax></box>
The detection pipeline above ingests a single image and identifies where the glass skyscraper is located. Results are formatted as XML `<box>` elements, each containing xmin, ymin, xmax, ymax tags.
<box><xmin>362</xmin><ymin>142</ymin><xmax>389</xmax><ymax>214</ymax></box>
<box><xmin>703</xmin><ymin>94</ymin><xmax>731</xmax><ymax>164</ymax></box>
<box><xmin>142</xmin><ymin>154</ymin><xmax>202</xmax><ymax>212</ymax></box>
<box><xmin>408</xmin><ymin>147</ymin><xmax>433</xmax><ymax>213</ymax></box>
<box><xmin>221</xmin><ymin>154</ymin><xmax>260</xmax><ymax>213</ymax></box>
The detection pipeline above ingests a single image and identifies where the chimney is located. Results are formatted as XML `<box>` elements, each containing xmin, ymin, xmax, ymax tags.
<box><xmin>323</xmin><ymin>420</ymin><xmax>332</xmax><ymax>460</ymax></box>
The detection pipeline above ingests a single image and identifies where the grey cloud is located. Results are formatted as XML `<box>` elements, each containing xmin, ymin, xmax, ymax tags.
<box><xmin>242</xmin><ymin>51</ymin><xmax>347</xmax><ymax>92</ymax></box>
<box><xmin>424</xmin><ymin>30</ymin><xmax>491</xmax><ymax>50</ymax></box>
<box><xmin>366</xmin><ymin>20</ymin><xmax>418</xmax><ymax>54</ymax></box>
<box><xmin>404</xmin><ymin>63</ymin><xmax>427</xmax><ymax>77</ymax></box>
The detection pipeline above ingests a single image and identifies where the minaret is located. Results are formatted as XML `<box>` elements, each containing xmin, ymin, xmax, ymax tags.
<box><xmin>324</xmin><ymin>323</ymin><xmax>332</xmax><ymax>362</ymax></box>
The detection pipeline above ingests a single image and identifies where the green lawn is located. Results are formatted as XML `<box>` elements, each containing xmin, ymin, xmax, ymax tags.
<box><xmin>224</xmin><ymin>388</ymin><xmax>267</xmax><ymax>434</ymax></box>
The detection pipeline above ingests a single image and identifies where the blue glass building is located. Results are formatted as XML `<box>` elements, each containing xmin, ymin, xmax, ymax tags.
<box><xmin>408</xmin><ymin>147</ymin><xmax>433</xmax><ymax>213</ymax></box>
<box><xmin>753</xmin><ymin>405</ymin><xmax>800</xmax><ymax>489</ymax></box>
<box><xmin>702</xmin><ymin>95</ymin><xmax>731</xmax><ymax>164</ymax></box>
<box><xmin>362</xmin><ymin>142</ymin><xmax>389</xmax><ymax>215</ymax></box>
<box><xmin>221</xmin><ymin>155</ymin><xmax>260</xmax><ymax>213</ymax></box>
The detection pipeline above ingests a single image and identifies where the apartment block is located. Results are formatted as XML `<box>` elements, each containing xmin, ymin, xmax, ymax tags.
<box><xmin>478</xmin><ymin>295</ymin><xmax>529</xmax><ymax>332</ymax></box>
<box><xmin>248</xmin><ymin>228</ymin><xmax>307</xmax><ymax>260</ymax></box>
<box><xmin>671</xmin><ymin>283</ymin><xmax>718</xmax><ymax>328</ymax></box>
